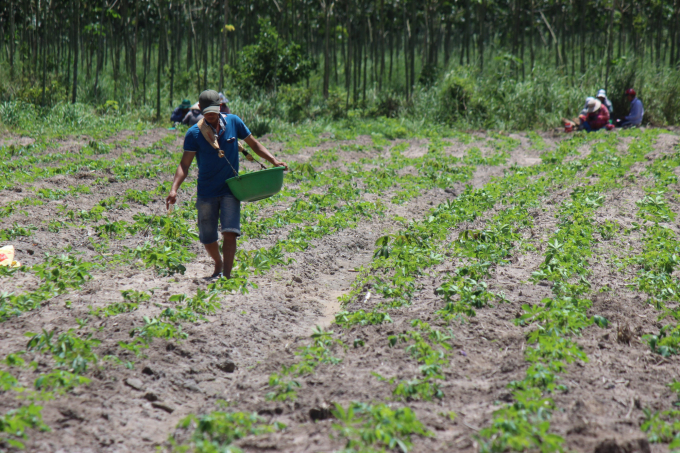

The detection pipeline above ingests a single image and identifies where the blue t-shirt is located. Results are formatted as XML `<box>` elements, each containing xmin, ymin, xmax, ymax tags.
<box><xmin>183</xmin><ymin>114</ymin><xmax>251</xmax><ymax>198</ymax></box>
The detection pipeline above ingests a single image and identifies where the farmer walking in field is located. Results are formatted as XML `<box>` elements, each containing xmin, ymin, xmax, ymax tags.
<box><xmin>166</xmin><ymin>90</ymin><xmax>287</xmax><ymax>279</ymax></box>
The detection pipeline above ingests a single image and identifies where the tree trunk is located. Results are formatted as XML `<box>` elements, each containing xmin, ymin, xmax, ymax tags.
<box><xmin>478</xmin><ymin>0</ymin><xmax>485</xmax><ymax>71</ymax></box>
<box><xmin>143</xmin><ymin>24</ymin><xmax>149</xmax><ymax>104</ymax></box>
<box><xmin>409</xmin><ymin>22</ymin><xmax>415</xmax><ymax>93</ymax></box>
<box><xmin>443</xmin><ymin>18</ymin><xmax>451</xmax><ymax>68</ymax></box>
<box><xmin>170</xmin><ymin>5</ymin><xmax>175</xmax><ymax>106</ymax></box>
<box><xmin>388</xmin><ymin>30</ymin><xmax>393</xmax><ymax>82</ymax></box>
<box><xmin>333</xmin><ymin>17</ymin><xmax>338</xmax><ymax>85</ymax></box>
<box><xmin>220</xmin><ymin>0</ymin><xmax>229</xmax><ymax>91</ymax></box>
<box><xmin>94</xmin><ymin>0</ymin><xmax>105</xmax><ymax>100</ymax></box>
<box><xmin>203</xmin><ymin>5</ymin><xmax>208</xmax><ymax>89</ymax></box>
<box><xmin>323</xmin><ymin>0</ymin><xmax>331</xmax><ymax>99</ymax></box>
<box><xmin>71</xmin><ymin>0</ymin><xmax>79</xmax><ymax>104</ymax></box>
<box><xmin>530</xmin><ymin>0</ymin><xmax>535</xmax><ymax>72</ymax></box>
<box><xmin>362</xmin><ymin>19</ymin><xmax>368</xmax><ymax>102</ymax></box>
<box><xmin>41</xmin><ymin>0</ymin><xmax>47</xmax><ymax>106</ymax></box>
<box><xmin>157</xmin><ymin>2</ymin><xmax>164</xmax><ymax>122</ymax></box>
<box><xmin>605</xmin><ymin>0</ymin><xmax>614</xmax><ymax>91</ymax></box>
<box><xmin>345</xmin><ymin>2</ymin><xmax>351</xmax><ymax>108</ymax></box>
<box><xmin>403</xmin><ymin>3</ymin><xmax>410</xmax><ymax>96</ymax></box>
<box><xmin>9</xmin><ymin>1</ymin><xmax>15</xmax><ymax>77</ymax></box>
<box><xmin>378</xmin><ymin>0</ymin><xmax>385</xmax><ymax>91</ymax></box>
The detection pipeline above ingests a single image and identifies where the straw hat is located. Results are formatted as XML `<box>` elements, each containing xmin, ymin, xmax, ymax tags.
<box><xmin>586</xmin><ymin>98</ymin><xmax>602</xmax><ymax>113</ymax></box>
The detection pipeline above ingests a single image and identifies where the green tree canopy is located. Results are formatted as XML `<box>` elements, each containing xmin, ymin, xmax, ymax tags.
<box><xmin>227</xmin><ymin>18</ymin><xmax>315</xmax><ymax>93</ymax></box>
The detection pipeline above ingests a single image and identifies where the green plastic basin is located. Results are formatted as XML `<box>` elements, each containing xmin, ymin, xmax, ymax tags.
<box><xmin>226</xmin><ymin>166</ymin><xmax>285</xmax><ymax>202</ymax></box>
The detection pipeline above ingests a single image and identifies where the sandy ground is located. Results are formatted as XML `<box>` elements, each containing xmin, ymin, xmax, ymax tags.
<box><xmin>0</xmin><ymin>128</ymin><xmax>678</xmax><ymax>453</ymax></box>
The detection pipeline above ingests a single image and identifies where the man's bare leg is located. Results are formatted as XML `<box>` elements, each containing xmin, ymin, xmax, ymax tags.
<box><xmin>204</xmin><ymin>241</ymin><xmax>223</xmax><ymax>277</ymax></box>
<box><xmin>222</xmin><ymin>232</ymin><xmax>237</xmax><ymax>278</ymax></box>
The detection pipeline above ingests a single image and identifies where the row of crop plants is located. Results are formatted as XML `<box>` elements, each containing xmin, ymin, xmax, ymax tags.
<box><xmin>205</xmin><ymin>129</ymin><xmax>673</xmax><ymax>453</ymax></box>
<box><xmin>168</xmin><ymin>132</ymin><xmax>542</xmax><ymax>451</ymax></box>
<box><xmin>0</xmin><ymin>132</ymin><xmax>512</xmax><ymax>448</ymax></box>
<box><xmin>622</xmin><ymin>140</ymin><xmax>680</xmax><ymax>450</ymax></box>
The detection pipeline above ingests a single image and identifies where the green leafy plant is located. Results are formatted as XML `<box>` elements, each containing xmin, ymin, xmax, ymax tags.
<box><xmin>173</xmin><ymin>409</ymin><xmax>285</xmax><ymax>452</ymax></box>
<box><xmin>331</xmin><ymin>402</ymin><xmax>431</xmax><ymax>453</ymax></box>
<box><xmin>0</xmin><ymin>404</ymin><xmax>50</xmax><ymax>449</ymax></box>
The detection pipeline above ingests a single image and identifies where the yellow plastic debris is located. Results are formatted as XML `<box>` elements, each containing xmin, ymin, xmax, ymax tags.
<box><xmin>0</xmin><ymin>245</ymin><xmax>21</xmax><ymax>268</ymax></box>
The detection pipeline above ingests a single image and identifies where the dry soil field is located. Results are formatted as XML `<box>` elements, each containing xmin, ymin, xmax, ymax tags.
<box><xmin>1</xmin><ymin>126</ymin><xmax>680</xmax><ymax>453</ymax></box>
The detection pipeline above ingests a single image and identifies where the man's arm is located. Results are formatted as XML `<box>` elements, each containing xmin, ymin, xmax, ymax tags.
<box><xmin>166</xmin><ymin>152</ymin><xmax>195</xmax><ymax>209</ymax></box>
<box><xmin>244</xmin><ymin>135</ymin><xmax>288</xmax><ymax>170</ymax></box>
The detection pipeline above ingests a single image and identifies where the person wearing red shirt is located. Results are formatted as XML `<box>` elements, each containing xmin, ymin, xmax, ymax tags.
<box><xmin>579</xmin><ymin>98</ymin><xmax>610</xmax><ymax>132</ymax></box>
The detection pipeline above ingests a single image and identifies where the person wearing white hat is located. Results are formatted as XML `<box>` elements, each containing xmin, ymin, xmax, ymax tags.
<box><xmin>579</xmin><ymin>98</ymin><xmax>610</xmax><ymax>132</ymax></box>
<box><xmin>596</xmin><ymin>89</ymin><xmax>614</xmax><ymax>116</ymax></box>
<box><xmin>182</xmin><ymin>102</ymin><xmax>204</xmax><ymax>126</ymax></box>
<box><xmin>218</xmin><ymin>92</ymin><xmax>231</xmax><ymax>114</ymax></box>
<box><xmin>580</xmin><ymin>96</ymin><xmax>595</xmax><ymax>117</ymax></box>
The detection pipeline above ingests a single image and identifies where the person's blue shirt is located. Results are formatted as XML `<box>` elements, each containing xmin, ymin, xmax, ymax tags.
<box><xmin>171</xmin><ymin>107</ymin><xmax>188</xmax><ymax>123</ymax></box>
<box><xmin>622</xmin><ymin>97</ymin><xmax>644</xmax><ymax>126</ymax></box>
<box><xmin>183</xmin><ymin>114</ymin><xmax>251</xmax><ymax>198</ymax></box>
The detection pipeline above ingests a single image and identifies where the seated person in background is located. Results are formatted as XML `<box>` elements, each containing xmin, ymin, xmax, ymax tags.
<box><xmin>182</xmin><ymin>103</ymin><xmax>203</xmax><ymax>126</ymax></box>
<box><xmin>219</xmin><ymin>92</ymin><xmax>230</xmax><ymax>114</ymax></box>
<box><xmin>616</xmin><ymin>88</ymin><xmax>644</xmax><ymax>128</ymax></box>
<box><xmin>171</xmin><ymin>99</ymin><xmax>191</xmax><ymax>125</ymax></box>
<box><xmin>596</xmin><ymin>89</ymin><xmax>614</xmax><ymax>116</ymax></box>
<box><xmin>580</xmin><ymin>97</ymin><xmax>595</xmax><ymax>117</ymax></box>
<box><xmin>579</xmin><ymin>98</ymin><xmax>610</xmax><ymax>132</ymax></box>
<box><xmin>562</xmin><ymin>97</ymin><xmax>595</xmax><ymax>132</ymax></box>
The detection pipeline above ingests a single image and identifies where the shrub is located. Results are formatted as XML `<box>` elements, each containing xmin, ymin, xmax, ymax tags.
<box><xmin>227</xmin><ymin>18</ymin><xmax>315</xmax><ymax>92</ymax></box>
<box><xmin>372</xmin><ymin>90</ymin><xmax>402</xmax><ymax>118</ymax></box>
<box><xmin>438</xmin><ymin>72</ymin><xmax>481</xmax><ymax>125</ymax></box>
<box><xmin>279</xmin><ymin>86</ymin><xmax>313</xmax><ymax>123</ymax></box>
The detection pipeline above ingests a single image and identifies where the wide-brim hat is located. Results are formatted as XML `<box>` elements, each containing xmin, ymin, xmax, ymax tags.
<box><xmin>596</xmin><ymin>89</ymin><xmax>606</xmax><ymax>99</ymax></box>
<box><xmin>199</xmin><ymin>90</ymin><xmax>221</xmax><ymax>114</ymax></box>
<box><xmin>191</xmin><ymin>102</ymin><xmax>200</xmax><ymax>110</ymax></box>
<box><xmin>179</xmin><ymin>99</ymin><xmax>191</xmax><ymax>109</ymax></box>
<box><xmin>586</xmin><ymin>98</ymin><xmax>602</xmax><ymax>113</ymax></box>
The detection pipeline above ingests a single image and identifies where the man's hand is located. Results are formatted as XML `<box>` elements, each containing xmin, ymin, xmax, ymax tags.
<box><xmin>272</xmin><ymin>159</ymin><xmax>289</xmax><ymax>171</ymax></box>
<box><xmin>166</xmin><ymin>190</ymin><xmax>177</xmax><ymax>210</ymax></box>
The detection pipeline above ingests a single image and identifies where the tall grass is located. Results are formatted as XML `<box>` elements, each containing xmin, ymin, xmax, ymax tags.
<box><xmin>0</xmin><ymin>100</ymin><xmax>153</xmax><ymax>138</ymax></box>
<box><xmin>1</xmin><ymin>55</ymin><xmax>678</xmax><ymax>133</ymax></box>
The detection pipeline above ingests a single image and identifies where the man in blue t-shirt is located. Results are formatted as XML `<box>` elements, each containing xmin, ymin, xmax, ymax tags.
<box><xmin>166</xmin><ymin>90</ymin><xmax>287</xmax><ymax>279</ymax></box>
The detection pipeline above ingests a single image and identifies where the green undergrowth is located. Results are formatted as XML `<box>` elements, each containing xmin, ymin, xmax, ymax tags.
<box><xmin>620</xmin><ymin>139</ymin><xmax>680</xmax><ymax>449</ymax></box>
<box><xmin>0</xmin><ymin>254</ymin><xmax>94</xmax><ymax>322</ymax></box>
<box><xmin>170</xmin><ymin>405</ymin><xmax>286</xmax><ymax>452</ymax></box>
<box><xmin>260</xmin><ymin>134</ymin><xmax>519</xmax><ymax>403</ymax></box>
<box><xmin>0</xmin><ymin>100</ymin><xmax>151</xmax><ymax>139</ymax></box>
<box><xmin>481</xmin><ymin>130</ymin><xmax>663</xmax><ymax>452</ymax></box>
<box><xmin>379</xmin><ymin>320</ymin><xmax>454</xmax><ymax>402</ymax></box>
<box><xmin>0</xmin><ymin>132</ymin><xmax>178</xmax><ymax>194</ymax></box>
<box><xmin>288</xmin><ymin>128</ymin><xmax>665</xmax><ymax>452</ymax></box>
<box><xmin>266</xmin><ymin>116</ymin><xmax>476</xmax><ymax>153</ymax></box>
<box><xmin>0</xmin><ymin>403</ymin><xmax>50</xmax><ymax>449</ymax></box>
<box><xmin>331</xmin><ymin>402</ymin><xmax>431</xmax><ymax>453</ymax></box>
<box><xmin>163</xmin><ymin>132</ymin><xmax>518</xmax><ymax>448</ymax></box>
